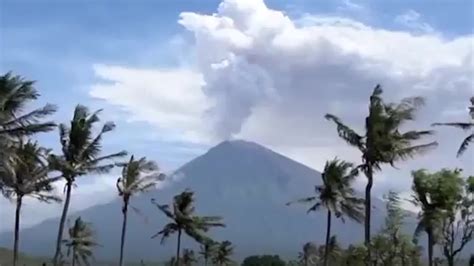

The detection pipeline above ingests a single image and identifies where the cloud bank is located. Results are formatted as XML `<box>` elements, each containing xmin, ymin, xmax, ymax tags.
<box><xmin>90</xmin><ymin>0</ymin><xmax>473</xmax><ymax>175</ymax></box>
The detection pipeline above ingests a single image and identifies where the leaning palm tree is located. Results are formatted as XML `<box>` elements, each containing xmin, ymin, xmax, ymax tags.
<box><xmin>116</xmin><ymin>155</ymin><xmax>164</xmax><ymax>266</ymax></box>
<box><xmin>182</xmin><ymin>249</ymin><xmax>197</xmax><ymax>266</ymax></box>
<box><xmin>152</xmin><ymin>190</ymin><xmax>225</xmax><ymax>266</ymax></box>
<box><xmin>199</xmin><ymin>242</ymin><xmax>217</xmax><ymax>266</ymax></box>
<box><xmin>63</xmin><ymin>217</ymin><xmax>98</xmax><ymax>266</ymax></box>
<box><xmin>212</xmin><ymin>241</ymin><xmax>234</xmax><ymax>266</ymax></box>
<box><xmin>325</xmin><ymin>85</ymin><xmax>437</xmax><ymax>261</ymax></box>
<box><xmin>49</xmin><ymin>105</ymin><xmax>127</xmax><ymax>265</ymax></box>
<box><xmin>288</xmin><ymin>158</ymin><xmax>364</xmax><ymax>266</ymax></box>
<box><xmin>0</xmin><ymin>140</ymin><xmax>60</xmax><ymax>266</ymax></box>
<box><xmin>433</xmin><ymin>97</ymin><xmax>474</xmax><ymax>157</ymax></box>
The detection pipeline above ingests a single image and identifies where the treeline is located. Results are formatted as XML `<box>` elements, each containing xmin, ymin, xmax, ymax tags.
<box><xmin>0</xmin><ymin>72</ymin><xmax>473</xmax><ymax>266</ymax></box>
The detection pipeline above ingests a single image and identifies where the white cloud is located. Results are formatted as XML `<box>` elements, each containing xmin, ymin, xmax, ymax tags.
<box><xmin>89</xmin><ymin>0</ymin><xmax>473</xmax><ymax>193</ymax></box>
<box><xmin>339</xmin><ymin>0</ymin><xmax>365</xmax><ymax>12</ymax></box>
<box><xmin>90</xmin><ymin>64</ymin><xmax>210</xmax><ymax>143</ymax></box>
<box><xmin>395</xmin><ymin>9</ymin><xmax>434</xmax><ymax>33</ymax></box>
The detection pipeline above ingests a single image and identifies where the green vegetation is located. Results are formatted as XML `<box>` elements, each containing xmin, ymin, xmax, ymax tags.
<box><xmin>62</xmin><ymin>217</ymin><xmax>98</xmax><ymax>266</ymax></box>
<box><xmin>1</xmin><ymin>72</ymin><xmax>473</xmax><ymax>266</ymax></box>
<box><xmin>241</xmin><ymin>255</ymin><xmax>286</xmax><ymax>266</ymax></box>
<box><xmin>325</xmin><ymin>85</ymin><xmax>437</xmax><ymax>263</ymax></box>
<box><xmin>287</xmin><ymin>158</ymin><xmax>364</xmax><ymax>266</ymax></box>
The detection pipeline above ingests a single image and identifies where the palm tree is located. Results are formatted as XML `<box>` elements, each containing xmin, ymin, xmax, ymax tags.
<box><xmin>317</xmin><ymin>236</ymin><xmax>342</xmax><ymax>264</ymax></box>
<box><xmin>199</xmin><ymin>242</ymin><xmax>217</xmax><ymax>266</ymax></box>
<box><xmin>433</xmin><ymin>97</ymin><xmax>474</xmax><ymax>157</ymax></box>
<box><xmin>63</xmin><ymin>217</ymin><xmax>98</xmax><ymax>266</ymax></box>
<box><xmin>0</xmin><ymin>72</ymin><xmax>56</xmax><ymax>195</ymax></box>
<box><xmin>182</xmin><ymin>249</ymin><xmax>197</xmax><ymax>266</ymax></box>
<box><xmin>410</xmin><ymin>170</ymin><xmax>443</xmax><ymax>266</ymax></box>
<box><xmin>298</xmin><ymin>242</ymin><xmax>318</xmax><ymax>266</ymax></box>
<box><xmin>166</xmin><ymin>257</ymin><xmax>177</xmax><ymax>266</ymax></box>
<box><xmin>116</xmin><ymin>155</ymin><xmax>164</xmax><ymax>266</ymax></box>
<box><xmin>152</xmin><ymin>190</ymin><xmax>225</xmax><ymax>266</ymax></box>
<box><xmin>325</xmin><ymin>85</ymin><xmax>437</xmax><ymax>261</ymax></box>
<box><xmin>288</xmin><ymin>158</ymin><xmax>364</xmax><ymax>266</ymax></box>
<box><xmin>49</xmin><ymin>105</ymin><xmax>127</xmax><ymax>265</ymax></box>
<box><xmin>0</xmin><ymin>140</ymin><xmax>60</xmax><ymax>266</ymax></box>
<box><xmin>212</xmin><ymin>241</ymin><xmax>234</xmax><ymax>266</ymax></box>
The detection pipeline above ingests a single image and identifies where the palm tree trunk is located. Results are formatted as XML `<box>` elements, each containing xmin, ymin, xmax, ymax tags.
<box><xmin>54</xmin><ymin>180</ymin><xmax>73</xmax><ymax>266</ymax></box>
<box><xmin>447</xmin><ymin>256</ymin><xmax>454</xmax><ymax>266</ymax></box>
<box><xmin>72</xmin><ymin>248</ymin><xmax>76</xmax><ymax>266</ymax></box>
<box><xmin>119</xmin><ymin>197</ymin><xmax>129</xmax><ymax>266</ymax></box>
<box><xmin>365</xmin><ymin>164</ymin><xmax>374</xmax><ymax>266</ymax></box>
<box><xmin>13</xmin><ymin>195</ymin><xmax>22</xmax><ymax>266</ymax></box>
<box><xmin>176</xmin><ymin>228</ymin><xmax>182</xmax><ymax>266</ymax></box>
<box><xmin>428</xmin><ymin>228</ymin><xmax>434</xmax><ymax>266</ymax></box>
<box><xmin>324</xmin><ymin>210</ymin><xmax>331</xmax><ymax>266</ymax></box>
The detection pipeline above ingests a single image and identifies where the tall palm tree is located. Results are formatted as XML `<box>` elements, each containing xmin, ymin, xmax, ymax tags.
<box><xmin>0</xmin><ymin>140</ymin><xmax>60</xmax><ymax>266</ymax></box>
<box><xmin>182</xmin><ymin>249</ymin><xmax>197</xmax><ymax>266</ymax></box>
<box><xmin>116</xmin><ymin>155</ymin><xmax>164</xmax><ymax>266</ymax></box>
<box><xmin>410</xmin><ymin>170</ymin><xmax>443</xmax><ymax>266</ymax></box>
<box><xmin>49</xmin><ymin>105</ymin><xmax>127</xmax><ymax>265</ymax></box>
<box><xmin>433</xmin><ymin>97</ymin><xmax>474</xmax><ymax>157</ymax></box>
<box><xmin>152</xmin><ymin>190</ymin><xmax>225</xmax><ymax>266</ymax></box>
<box><xmin>212</xmin><ymin>241</ymin><xmax>234</xmax><ymax>266</ymax></box>
<box><xmin>63</xmin><ymin>217</ymin><xmax>98</xmax><ymax>266</ymax></box>
<box><xmin>199</xmin><ymin>242</ymin><xmax>217</xmax><ymax>266</ymax></box>
<box><xmin>288</xmin><ymin>158</ymin><xmax>364</xmax><ymax>266</ymax></box>
<box><xmin>325</xmin><ymin>85</ymin><xmax>437</xmax><ymax>261</ymax></box>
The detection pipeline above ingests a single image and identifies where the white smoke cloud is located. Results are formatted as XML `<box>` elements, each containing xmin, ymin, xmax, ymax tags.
<box><xmin>90</xmin><ymin>0</ymin><xmax>473</xmax><ymax>175</ymax></box>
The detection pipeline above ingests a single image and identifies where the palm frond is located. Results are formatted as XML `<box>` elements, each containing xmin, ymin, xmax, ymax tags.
<box><xmin>432</xmin><ymin>122</ymin><xmax>474</xmax><ymax>131</ymax></box>
<box><xmin>151</xmin><ymin>199</ymin><xmax>175</xmax><ymax>219</ymax></box>
<box><xmin>87</xmin><ymin>151</ymin><xmax>128</xmax><ymax>166</ymax></box>
<box><xmin>392</xmin><ymin>142</ymin><xmax>438</xmax><ymax>162</ymax></box>
<box><xmin>151</xmin><ymin>222</ymin><xmax>179</xmax><ymax>244</ymax></box>
<box><xmin>457</xmin><ymin>133</ymin><xmax>473</xmax><ymax>157</ymax></box>
<box><xmin>286</xmin><ymin>196</ymin><xmax>317</xmax><ymax>206</ymax></box>
<box><xmin>307</xmin><ymin>202</ymin><xmax>322</xmax><ymax>213</ymax></box>
<box><xmin>325</xmin><ymin>114</ymin><xmax>364</xmax><ymax>149</ymax></box>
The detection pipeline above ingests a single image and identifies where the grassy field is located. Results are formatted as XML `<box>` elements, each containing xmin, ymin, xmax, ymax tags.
<box><xmin>0</xmin><ymin>247</ymin><xmax>50</xmax><ymax>266</ymax></box>
<box><xmin>0</xmin><ymin>247</ymin><xmax>165</xmax><ymax>266</ymax></box>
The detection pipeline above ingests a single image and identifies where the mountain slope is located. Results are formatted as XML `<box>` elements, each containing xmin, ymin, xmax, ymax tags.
<box><xmin>0</xmin><ymin>140</ymin><xmax>390</xmax><ymax>261</ymax></box>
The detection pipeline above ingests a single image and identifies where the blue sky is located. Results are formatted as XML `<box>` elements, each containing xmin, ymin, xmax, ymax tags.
<box><xmin>0</xmin><ymin>0</ymin><xmax>473</xmax><ymax>230</ymax></box>
<box><xmin>1</xmin><ymin>0</ymin><xmax>472</xmax><ymax>166</ymax></box>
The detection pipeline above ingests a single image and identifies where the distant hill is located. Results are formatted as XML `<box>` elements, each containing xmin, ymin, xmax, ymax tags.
<box><xmin>0</xmin><ymin>140</ymin><xmax>402</xmax><ymax>262</ymax></box>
